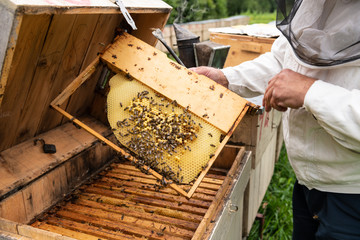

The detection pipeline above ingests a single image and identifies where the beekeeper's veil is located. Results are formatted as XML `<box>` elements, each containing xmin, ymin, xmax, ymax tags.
<box><xmin>276</xmin><ymin>0</ymin><xmax>360</xmax><ymax>66</ymax></box>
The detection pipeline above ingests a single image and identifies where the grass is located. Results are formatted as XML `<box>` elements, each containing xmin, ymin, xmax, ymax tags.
<box><xmin>248</xmin><ymin>145</ymin><xmax>296</xmax><ymax>240</ymax></box>
<box><xmin>243</xmin><ymin>11</ymin><xmax>277</xmax><ymax>24</ymax></box>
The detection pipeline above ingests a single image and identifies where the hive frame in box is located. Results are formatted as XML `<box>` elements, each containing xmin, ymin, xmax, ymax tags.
<box><xmin>50</xmin><ymin>35</ymin><xmax>250</xmax><ymax>199</ymax></box>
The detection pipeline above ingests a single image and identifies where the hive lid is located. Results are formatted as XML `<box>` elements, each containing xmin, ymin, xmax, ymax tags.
<box><xmin>2</xmin><ymin>0</ymin><xmax>171</xmax><ymax>14</ymax></box>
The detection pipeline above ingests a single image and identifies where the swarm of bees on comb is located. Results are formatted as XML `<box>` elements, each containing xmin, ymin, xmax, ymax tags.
<box><xmin>107</xmin><ymin>73</ymin><xmax>221</xmax><ymax>187</ymax></box>
<box><xmin>112</xmin><ymin>90</ymin><xmax>217</xmax><ymax>185</ymax></box>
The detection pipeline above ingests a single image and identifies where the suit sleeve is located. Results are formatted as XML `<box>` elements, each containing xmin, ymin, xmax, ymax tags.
<box><xmin>304</xmin><ymin>80</ymin><xmax>360</xmax><ymax>153</ymax></box>
<box><xmin>221</xmin><ymin>35</ymin><xmax>287</xmax><ymax>98</ymax></box>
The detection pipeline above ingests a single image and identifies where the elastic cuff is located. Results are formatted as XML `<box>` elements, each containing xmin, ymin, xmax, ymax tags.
<box><xmin>303</xmin><ymin>80</ymin><xmax>324</xmax><ymax>112</ymax></box>
<box><xmin>221</xmin><ymin>67</ymin><xmax>239</xmax><ymax>92</ymax></box>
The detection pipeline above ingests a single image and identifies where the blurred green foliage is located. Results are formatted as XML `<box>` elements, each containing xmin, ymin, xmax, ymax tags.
<box><xmin>246</xmin><ymin>11</ymin><xmax>277</xmax><ymax>24</ymax></box>
<box><xmin>227</xmin><ymin>0</ymin><xmax>277</xmax><ymax>16</ymax></box>
<box><xmin>164</xmin><ymin>0</ymin><xmax>227</xmax><ymax>23</ymax></box>
<box><xmin>163</xmin><ymin>0</ymin><xmax>276</xmax><ymax>24</ymax></box>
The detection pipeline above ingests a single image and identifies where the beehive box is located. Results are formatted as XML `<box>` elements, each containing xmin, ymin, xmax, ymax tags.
<box><xmin>0</xmin><ymin>1</ymin><xmax>255</xmax><ymax>239</ymax></box>
<box><xmin>210</xmin><ymin>32</ymin><xmax>275</xmax><ymax>68</ymax></box>
<box><xmin>211</xmin><ymin>31</ymin><xmax>283</xmax><ymax>237</ymax></box>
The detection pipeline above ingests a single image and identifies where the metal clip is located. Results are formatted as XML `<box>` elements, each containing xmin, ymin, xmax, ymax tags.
<box><xmin>227</xmin><ymin>200</ymin><xmax>239</xmax><ymax>213</ymax></box>
<box><xmin>114</xmin><ymin>0</ymin><xmax>137</xmax><ymax>30</ymax></box>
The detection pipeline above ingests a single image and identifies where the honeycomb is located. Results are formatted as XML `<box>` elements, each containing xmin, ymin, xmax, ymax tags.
<box><xmin>107</xmin><ymin>73</ymin><xmax>222</xmax><ymax>184</ymax></box>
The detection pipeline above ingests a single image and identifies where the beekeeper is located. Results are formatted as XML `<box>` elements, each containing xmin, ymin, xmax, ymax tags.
<box><xmin>192</xmin><ymin>0</ymin><xmax>360</xmax><ymax>239</ymax></box>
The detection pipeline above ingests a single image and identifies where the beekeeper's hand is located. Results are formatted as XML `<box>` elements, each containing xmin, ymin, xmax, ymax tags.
<box><xmin>263</xmin><ymin>69</ymin><xmax>316</xmax><ymax>112</ymax></box>
<box><xmin>190</xmin><ymin>66</ymin><xmax>229</xmax><ymax>88</ymax></box>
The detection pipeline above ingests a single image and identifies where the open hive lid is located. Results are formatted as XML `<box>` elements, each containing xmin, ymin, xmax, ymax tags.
<box><xmin>1</xmin><ymin>0</ymin><xmax>170</xmax><ymax>14</ymax></box>
<box><xmin>100</xmin><ymin>32</ymin><xmax>252</xmax><ymax>197</ymax></box>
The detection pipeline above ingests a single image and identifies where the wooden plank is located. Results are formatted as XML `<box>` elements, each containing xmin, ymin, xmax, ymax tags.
<box><xmin>36</xmin><ymin>14</ymin><xmax>101</xmax><ymax>134</ymax></box>
<box><xmin>0</xmin><ymin>9</ymin><xmax>21</xmax><ymax>107</ymax></box>
<box><xmin>229</xmin><ymin>113</ymin><xmax>258</xmax><ymax>161</ymax></box>
<box><xmin>0</xmin><ymin>127</ymin><xmax>77</xmax><ymax>196</ymax></box>
<box><xmin>33</xmin><ymin>222</ymin><xmax>99</xmax><ymax>240</ymax></box>
<box><xmin>0</xmin><ymin>191</ymin><xmax>27</xmax><ymax>223</ymax></box>
<box><xmin>213</xmin><ymin>145</ymin><xmax>241</xmax><ymax>169</ymax></box>
<box><xmin>239</xmin><ymin>42</ymin><xmax>263</xmax><ymax>53</ymax></box>
<box><xmin>0</xmin><ymin>14</ymin><xmax>51</xmax><ymax>152</ymax></box>
<box><xmin>50</xmin><ymin>56</ymin><xmax>99</xmax><ymax>107</ymax></box>
<box><xmin>92</xmin><ymin>183</ymin><xmax>211</xmax><ymax>208</ymax></box>
<box><xmin>102</xmin><ymin>171</ymin><xmax>219</xmax><ymax>194</ymax></box>
<box><xmin>109</xmin><ymin>166</ymin><xmax>223</xmax><ymax>185</ymax></box>
<box><xmin>191</xmin><ymin>148</ymin><xmax>247</xmax><ymax>239</ymax></box>
<box><xmin>6</xmin><ymin>0</ymin><xmax>172</xmax><ymax>15</ymax></box>
<box><xmin>83</xmin><ymin>186</ymin><xmax>207</xmax><ymax>215</ymax></box>
<box><xmin>74</xmin><ymin>198</ymin><xmax>199</xmax><ymax>231</ymax></box>
<box><xmin>210</xmin><ymin>32</ymin><xmax>275</xmax><ymax>68</ymax></box>
<box><xmin>0</xmin><ymin>140</ymin><xmax>113</xmax><ymax>224</ymax></box>
<box><xmin>21</xmin><ymin>166</ymin><xmax>68</xmax><ymax>223</ymax></box>
<box><xmin>131</xmin><ymin>12</ymin><xmax>170</xmax><ymax>46</ymax></box>
<box><xmin>96</xmin><ymin>176</ymin><xmax>216</xmax><ymax>202</ymax></box>
<box><xmin>0</xmin><ymin>217</ymin><xmax>19</xmax><ymax>234</ymax></box>
<box><xmin>0</xmin><ymin>230</ymin><xmax>32</xmax><ymax>240</ymax></box>
<box><xmin>0</xmin><ymin>116</ymin><xmax>110</xmax><ymax>198</ymax></box>
<box><xmin>64</xmin><ymin>14</ymin><xmax>123</xmax><ymax>119</ymax></box>
<box><xmin>56</xmin><ymin>208</ymin><xmax>190</xmax><ymax>239</ymax></box>
<box><xmin>101</xmin><ymin>32</ymin><xmax>249</xmax><ymax>134</ymax></box>
<box><xmin>45</xmin><ymin>217</ymin><xmax>130</xmax><ymax>240</ymax></box>
<box><xmin>81</xmin><ymin>193</ymin><xmax>203</xmax><ymax>223</ymax></box>
<box><xmin>11</xmin><ymin>14</ymin><xmax>77</xmax><ymax>145</ymax></box>
<box><xmin>63</xmin><ymin>136</ymin><xmax>115</xmax><ymax>191</ymax></box>
<box><xmin>17</xmin><ymin>224</ymin><xmax>74</xmax><ymax>240</ymax></box>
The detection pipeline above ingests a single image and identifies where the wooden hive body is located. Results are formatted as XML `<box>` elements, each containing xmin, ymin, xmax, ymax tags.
<box><xmin>0</xmin><ymin>1</ymin><xmax>254</xmax><ymax>239</ymax></box>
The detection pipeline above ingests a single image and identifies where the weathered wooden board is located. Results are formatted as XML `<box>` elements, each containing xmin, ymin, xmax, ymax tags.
<box><xmin>0</xmin><ymin>5</ymin><xmax>16</xmax><ymax>79</ymax></box>
<box><xmin>0</xmin><ymin>230</ymin><xmax>33</xmax><ymax>240</ymax></box>
<box><xmin>101</xmin><ymin>32</ymin><xmax>249</xmax><ymax>134</ymax></box>
<box><xmin>213</xmin><ymin>144</ymin><xmax>241</xmax><ymax>170</ymax></box>
<box><xmin>36</xmin><ymin>14</ymin><xmax>100</xmax><ymax>134</ymax></box>
<box><xmin>0</xmin><ymin>0</ymin><xmax>172</xmax><ymax>15</ymax></box>
<box><xmin>131</xmin><ymin>12</ymin><xmax>170</xmax><ymax>47</ymax></box>
<box><xmin>0</xmin><ymin>14</ymin><xmax>51</xmax><ymax>152</ymax></box>
<box><xmin>64</xmin><ymin>14</ymin><xmax>123</xmax><ymax>121</ymax></box>
<box><xmin>0</xmin><ymin>118</ymin><xmax>115</xmax><ymax>224</ymax></box>
<box><xmin>192</xmin><ymin>149</ymin><xmax>250</xmax><ymax>239</ymax></box>
<box><xmin>0</xmin><ymin>2</ymin><xmax>171</xmax><ymax>152</ymax></box>
<box><xmin>14</xmin><ymin>14</ymin><xmax>79</xmax><ymax>144</ymax></box>
<box><xmin>0</xmin><ymin>191</ymin><xmax>27</xmax><ymax>223</ymax></box>
<box><xmin>0</xmin><ymin>217</ymin><xmax>75</xmax><ymax>240</ymax></box>
<box><xmin>0</xmin><ymin>116</ymin><xmax>111</xmax><ymax>199</ymax></box>
<box><xmin>210</xmin><ymin>32</ymin><xmax>275</xmax><ymax>68</ymax></box>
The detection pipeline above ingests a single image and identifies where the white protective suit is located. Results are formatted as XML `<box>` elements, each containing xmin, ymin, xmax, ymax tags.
<box><xmin>222</xmin><ymin>0</ymin><xmax>360</xmax><ymax>194</ymax></box>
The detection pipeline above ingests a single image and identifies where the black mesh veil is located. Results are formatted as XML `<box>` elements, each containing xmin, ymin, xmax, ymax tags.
<box><xmin>276</xmin><ymin>0</ymin><xmax>360</xmax><ymax>66</ymax></box>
